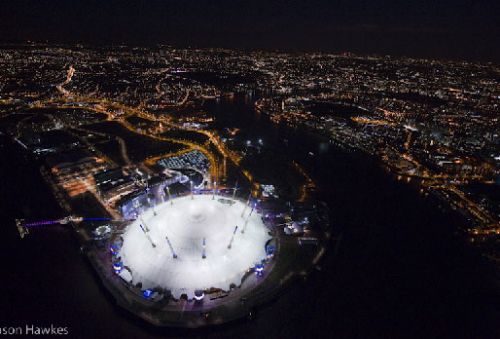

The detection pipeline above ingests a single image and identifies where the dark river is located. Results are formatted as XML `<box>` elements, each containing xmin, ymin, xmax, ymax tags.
<box><xmin>0</xmin><ymin>94</ymin><xmax>498</xmax><ymax>338</ymax></box>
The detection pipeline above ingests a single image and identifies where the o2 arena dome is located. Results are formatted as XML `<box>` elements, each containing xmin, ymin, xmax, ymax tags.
<box><xmin>118</xmin><ymin>194</ymin><xmax>271</xmax><ymax>299</ymax></box>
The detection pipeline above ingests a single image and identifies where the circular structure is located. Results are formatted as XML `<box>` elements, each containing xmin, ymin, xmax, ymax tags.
<box><xmin>93</xmin><ymin>224</ymin><xmax>112</xmax><ymax>240</ymax></box>
<box><xmin>118</xmin><ymin>194</ymin><xmax>271</xmax><ymax>299</ymax></box>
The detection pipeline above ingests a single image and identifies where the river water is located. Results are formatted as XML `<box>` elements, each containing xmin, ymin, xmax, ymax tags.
<box><xmin>0</xmin><ymin>95</ymin><xmax>498</xmax><ymax>338</ymax></box>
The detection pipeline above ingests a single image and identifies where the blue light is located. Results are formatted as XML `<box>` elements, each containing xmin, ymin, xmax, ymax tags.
<box><xmin>254</xmin><ymin>263</ymin><xmax>264</xmax><ymax>272</ymax></box>
<box><xmin>110</xmin><ymin>243</ymin><xmax>121</xmax><ymax>255</ymax></box>
<box><xmin>83</xmin><ymin>217</ymin><xmax>111</xmax><ymax>222</ymax></box>
<box><xmin>113</xmin><ymin>261</ymin><xmax>123</xmax><ymax>273</ymax></box>
<box><xmin>143</xmin><ymin>289</ymin><xmax>153</xmax><ymax>299</ymax></box>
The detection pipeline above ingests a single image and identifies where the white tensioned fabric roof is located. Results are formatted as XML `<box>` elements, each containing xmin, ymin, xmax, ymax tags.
<box><xmin>119</xmin><ymin>194</ymin><xmax>271</xmax><ymax>299</ymax></box>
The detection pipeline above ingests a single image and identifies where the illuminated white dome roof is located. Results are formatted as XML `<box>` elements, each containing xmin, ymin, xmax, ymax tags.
<box><xmin>119</xmin><ymin>194</ymin><xmax>271</xmax><ymax>299</ymax></box>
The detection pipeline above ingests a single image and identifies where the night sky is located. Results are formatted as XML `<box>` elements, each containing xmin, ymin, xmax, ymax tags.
<box><xmin>0</xmin><ymin>0</ymin><xmax>499</xmax><ymax>62</ymax></box>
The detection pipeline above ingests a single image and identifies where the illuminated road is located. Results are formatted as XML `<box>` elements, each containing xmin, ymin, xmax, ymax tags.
<box><xmin>36</xmin><ymin>96</ymin><xmax>228</xmax><ymax>183</ymax></box>
<box><xmin>34</xmin><ymin>94</ymin><xmax>318</xmax><ymax>202</ymax></box>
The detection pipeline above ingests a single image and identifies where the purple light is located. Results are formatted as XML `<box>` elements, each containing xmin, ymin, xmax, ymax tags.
<box><xmin>24</xmin><ymin>216</ymin><xmax>111</xmax><ymax>228</ymax></box>
<box><xmin>24</xmin><ymin>220</ymin><xmax>60</xmax><ymax>227</ymax></box>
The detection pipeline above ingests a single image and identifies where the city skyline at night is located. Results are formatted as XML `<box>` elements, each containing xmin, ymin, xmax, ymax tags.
<box><xmin>0</xmin><ymin>1</ymin><xmax>498</xmax><ymax>338</ymax></box>
<box><xmin>0</xmin><ymin>0</ymin><xmax>499</xmax><ymax>62</ymax></box>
